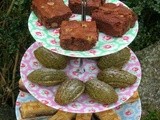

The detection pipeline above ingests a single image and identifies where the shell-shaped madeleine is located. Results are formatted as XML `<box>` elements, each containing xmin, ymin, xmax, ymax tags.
<box><xmin>85</xmin><ymin>79</ymin><xmax>118</xmax><ymax>104</ymax></box>
<box><xmin>97</xmin><ymin>47</ymin><xmax>130</xmax><ymax>70</ymax></box>
<box><xmin>55</xmin><ymin>79</ymin><xmax>85</xmax><ymax>105</ymax></box>
<box><xmin>34</xmin><ymin>46</ymin><xmax>68</xmax><ymax>69</ymax></box>
<box><xmin>28</xmin><ymin>68</ymin><xmax>68</xmax><ymax>86</ymax></box>
<box><xmin>97</xmin><ymin>68</ymin><xmax>137</xmax><ymax>88</ymax></box>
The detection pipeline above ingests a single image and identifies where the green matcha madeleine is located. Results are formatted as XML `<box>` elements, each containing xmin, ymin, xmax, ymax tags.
<box><xmin>85</xmin><ymin>79</ymin><xmax>118</xmax><ymax>104</ymax></box>
<box><xmin>97</xmin><ymin>47</ymin><xmax>131</xmax><ymax>70</ymax></box>
<box><xmin>28</xmin><ymin>68</ymin><xmax>68</xmax><ymax>86</ymax></box>
<box><xmin>34</xmin><ymin>46</ymin><xmax>68</xmax><ymax>69</ymax></box>
<box><xmin>97</xmin><ymin>68</ymin><xmax>137</xmax><ymax>88</ymax></box>
<box><xmin>55</xmin><ymin>79</ymin><xmax>85</xmax><ymax>105</ymax></box>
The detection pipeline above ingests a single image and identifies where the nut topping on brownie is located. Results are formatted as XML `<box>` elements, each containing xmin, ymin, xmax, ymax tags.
<box><xmin>60</xmin><ymin>20</ymin><xmax>98</xmax><ymax>51</ymax></box>
<box><xmin>92</xmin><ymin>3</ymin><xmax>137</xmax><ymax>37</ymax></box>
<box><xmin>32</xmin><ymin>0</ymin><xmax>72</xmax><ymax>28</ymax></box>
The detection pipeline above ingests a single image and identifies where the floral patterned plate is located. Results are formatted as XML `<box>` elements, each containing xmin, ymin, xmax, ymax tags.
<box><xmin>20</xmin><ymin>42</ymin><xmax>141</xmax><ymax>113</ymax></box>
<box><xmin>15</xmin><ymin>91</ymin><xmax>141</xmax><ymax>120</ymax></box>
<box><xmin>28</xmin><ymin>0</ymin><xmax>138</xmax><ymax>58</ymax></box>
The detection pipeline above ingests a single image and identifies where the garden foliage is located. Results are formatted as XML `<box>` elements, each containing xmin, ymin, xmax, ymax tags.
<box><xmin>125</xmin><ymin>0</ymin><xmax>160</xmax><ymax>51</ymax></box>
<box><xmin>0</xmin><ymin>0</ymin><xmax>33</xmax><ymax>105</ymax></box>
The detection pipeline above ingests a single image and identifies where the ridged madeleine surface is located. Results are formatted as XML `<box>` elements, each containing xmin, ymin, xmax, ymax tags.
<box><xmin>97</xmin><ymin>47</ymin><xmax>130</xmax><ymax>70</ymax></box>
<box><xmin>55</xmin><ymin>79</ymin><xmax>85</xmax><ymax>105</ymax></box>
<box><xmin>97</xmin><ymin>68</ymin><xmax>137</xmax><ymax>88</ymax></box>
<box><xmin>34</xmin><ymin>46</ymin><xmax>68</xmax><ymax>69</ymax></box>
<box><xmin>85</xmin><ymin>79</ymin><xmax>118</xmax><ymax>104</ymax></box>
<box><xmin>28</xmin><ymin>68</ymin><xmax>68</xmax><ymax>86</ymax></box>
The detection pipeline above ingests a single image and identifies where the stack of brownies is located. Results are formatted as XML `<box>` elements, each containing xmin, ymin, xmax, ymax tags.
<box><xmin>32</xmin><ymin>0</ymin><xmax>137</xmax><ymax>51</ymax></box>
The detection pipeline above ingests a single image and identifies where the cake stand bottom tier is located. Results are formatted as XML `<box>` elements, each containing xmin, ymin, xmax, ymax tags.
<box><xmin>15</xmin><ymin>91</ymin><xmax>142</xmax><ymax>120</ymax></box>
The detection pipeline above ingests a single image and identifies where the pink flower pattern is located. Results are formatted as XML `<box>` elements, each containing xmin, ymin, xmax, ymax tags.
<box><xmin>36</xmin><ymin>21</ymin><xmax>42</xmax><ymax>26</ymax></box>
<box><xmin>36</xmin><ymin>32</ymin><xmax>42</xmax><ymax>36</ymax></box>
<box><xmin>20</xmin><ymin>40</ymin><xmax>141</xmax><ymax>113</ymax></box>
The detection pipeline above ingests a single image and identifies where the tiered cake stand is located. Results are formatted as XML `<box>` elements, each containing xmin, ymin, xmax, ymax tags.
<box><xmin>15</xmin><ymin>0</ymin><xmax>142</xmax><ymax>119</ymax></box>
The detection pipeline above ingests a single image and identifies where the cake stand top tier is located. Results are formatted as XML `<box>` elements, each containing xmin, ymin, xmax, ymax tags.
<box><xmin>28</xmin><ymin>0</ymin><xmax>138</xmax><ymax>58</ymax></box>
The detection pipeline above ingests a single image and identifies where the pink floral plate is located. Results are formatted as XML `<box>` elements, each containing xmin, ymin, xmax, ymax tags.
<box><xmin>20</xmin><ymin>42</ymin><xmax>141</xmax><ymax>113</ymax></box>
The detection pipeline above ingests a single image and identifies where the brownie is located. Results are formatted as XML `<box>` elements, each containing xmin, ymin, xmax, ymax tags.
<box><xmin>92</xmin><ymin>3</ymin><xmax>137</xmax><ymax>37</ymax></box>
<box><xmin>60</xmin><ymin>20</ymin><xmax>98</xmax><ymax>51</ymax></box>
<box><xmin>69</xmin><ymin>0</ymin><xmax>105</xmax><ymax>15</ymax></box>
<box><xmin>32</xmin><ymin>0</ymin><xmax>72</xmax><ymax>28</ymax></box>
<box><xmin>112</xmin><ymin>4</ymin><xmax>137</xmax><ymax>28</ymax></box>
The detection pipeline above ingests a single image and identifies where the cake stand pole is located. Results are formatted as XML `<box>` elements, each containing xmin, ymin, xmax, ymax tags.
<box><xmin>75</xmin><ymin>0</ymin><xmax>87</xmax><ymax>75</ymax></box>
<box><xmin>81</xmin><ymin>0</ymin><xmax>87</xmax><ymax>21</ymax></box>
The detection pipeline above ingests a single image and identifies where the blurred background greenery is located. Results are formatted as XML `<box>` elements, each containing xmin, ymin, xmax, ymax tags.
<box><xmin>0</xmin><ymin>0</ymin><xmax>160</xmax><ymax>119</ymax></box>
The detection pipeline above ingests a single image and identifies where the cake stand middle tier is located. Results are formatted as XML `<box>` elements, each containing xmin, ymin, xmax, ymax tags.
<box><xmin>20</xmin><ymin>42</ymin><xmax>141</xmax><ymax>113</ymax></box>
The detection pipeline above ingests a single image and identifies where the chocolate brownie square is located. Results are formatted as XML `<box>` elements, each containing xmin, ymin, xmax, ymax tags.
<box><xmin>69</xmin><ymin>0</ymin><xmax>105</xmax><ymax>15</ymax></box>
<box><xmin>92</xmin><ymin>3</ymin><xmax>137</xmax><ymax>37</ymax></box>
<box><xmin>32</xmin><ymin>0</ymin><xmax>72</xmax><ymax>28</ymax></box>
<box><xmin>112</xmin><ymin>4</ymin><xmax>137</xmax><ymax>28</ymax></box>
<box><xmin>60</xmin><ymin>20</ymin><xmax>98</xmax><ymax>51</ymax></box>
